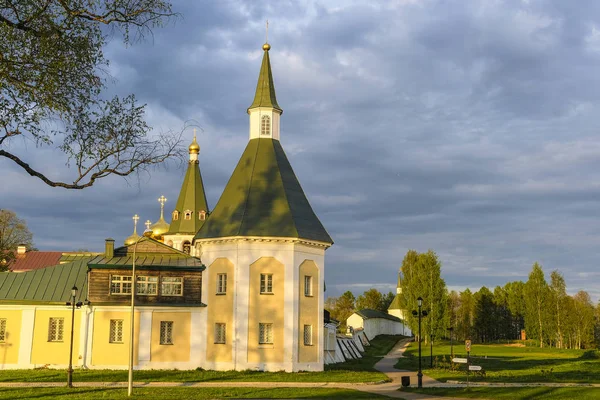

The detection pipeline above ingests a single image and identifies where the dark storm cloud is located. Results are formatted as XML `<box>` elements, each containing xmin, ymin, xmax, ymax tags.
<box><xmin>3</xmin><ymin>0</ymin><xmax>600</xmax><ymax>302</ymax></box>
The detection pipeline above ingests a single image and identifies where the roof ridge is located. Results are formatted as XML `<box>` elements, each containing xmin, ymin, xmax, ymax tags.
<box><xmin>236</xmin><ymin>138</ymin><xmax>262</xmax><ymax>236</ymax></box>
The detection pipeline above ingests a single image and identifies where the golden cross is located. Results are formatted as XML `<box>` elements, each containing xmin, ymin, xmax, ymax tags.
<box><xmin>145</xmin><ymin>220</ymin><xmax>152</xmax><ymax>230</ymax></box>
<box><xmin>266</xmin><ymin>20</ymin><xmax>269</xmax><ymax>43</ymax></box>
<box><xmin>132</xmin><ymin>214</ymin><xmax>139</xmax><ymax>234</ymax></box>
<box><xmin>158</xmin><ymin>195</ymin><xmax>167</xmax><ymax>207</ymax></box>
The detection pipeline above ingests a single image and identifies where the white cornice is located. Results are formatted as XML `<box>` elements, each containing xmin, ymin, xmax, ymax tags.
<box><xmin>194</xmin><ymin>235</ymin><xmax>331</xmax><ymax>249</ymax></box>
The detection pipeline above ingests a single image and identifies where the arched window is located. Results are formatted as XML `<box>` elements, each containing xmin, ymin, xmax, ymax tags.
<box><xmin>261</xmin><ymin>115</ymin><xmax>271</xmax><ymax>136</ymax></box>
<box><xmin>172</xmin><ymin>210</ymin><xmax>179</xmax><ymax>221</ymax></box>
<box><xmin>182</xmin><ymin>241</ymin><xmax>191</xmax><ymax>254</ymax></box>
<box><xmin>199</xmin><ymin>211</ymin><xmax>206</xmax><ymax>221</ymax></box>
<box><xmin>184</xmin><ymin>210</ymin><xmax>192</xmax><ymax>220</ymax></box>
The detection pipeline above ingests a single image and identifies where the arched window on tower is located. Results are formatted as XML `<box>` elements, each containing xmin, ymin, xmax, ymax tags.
<box><xmin>172</xmin><ymin>210</ymin><xmax>179</xmax><ymax>221</ymax></box>
<box><xmin>199</xmin><ymin>211</ymin><xmax>206</xmax><ymax>221</ymax></box>
<box><xmin>184</xmin><ymin>210</ymin><xmax>192</xmax><ymax>220</ymax></box>
<box><xmin>182</xmin><ymin>241</ymin><xmax>191</xmax><ymax>255</ymax></box>
<box><xmin>261</xmin><ymin>115</ymin><xmax>271</xmax><ymax>136</ymax></box>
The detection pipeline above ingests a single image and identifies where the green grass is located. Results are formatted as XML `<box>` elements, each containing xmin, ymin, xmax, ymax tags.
<box><xmin>0</xmin><ymin>387</ymin><xmax>391</xmax><ymax>399</ymax></box>
<box><xmin>326</xmin><ymin>334</ymin><xmax>405</xmax><ymax>375</ymax></box>
<box><xmin>0</xmin><ymin>335</ymin><xmax>403</xmax><ymax>384</ymax></box>
<box><xmin>395</xmin><ymin>341</ymin><xmax>600</xmax><ymax>383</ymax></box>
<box><xmin>402</xmin><ymin>387</ymin><xmax>600</xmax><ymax>400</ymax></box>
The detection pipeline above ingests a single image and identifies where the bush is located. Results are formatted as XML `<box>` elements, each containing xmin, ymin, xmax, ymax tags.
<box><xmin>580</xmin><ymin>350</ymin><xmax>600</xmax><ymax>360</ymax></box>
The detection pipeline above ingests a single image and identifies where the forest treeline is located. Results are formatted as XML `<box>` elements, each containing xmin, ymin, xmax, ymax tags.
<box><xmin>325</xmin><ymin>250</ymin><xmax>600</xmax><ymax>349</ymax></box>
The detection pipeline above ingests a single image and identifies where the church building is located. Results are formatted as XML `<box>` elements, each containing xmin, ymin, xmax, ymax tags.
<box><xmin>0</xmin><ymin>42</ymin><xmax>333</xmax><ymax>372</ymax></box>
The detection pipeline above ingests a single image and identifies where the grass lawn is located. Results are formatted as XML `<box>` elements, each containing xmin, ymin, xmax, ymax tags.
<box><xmin>402</xmin><ymin>387</ymin><xmax>600</xmax><ymax>400</ymax></box>
<box><xmin>0</xmin><ymin>335</ymin><xmax>403</xmax><ymax>384</ymax></box>
<box><xmin>395</xmin><ymin>340</ymin><xmax>600</xmax><ymax>383</ymax></box>
<box><xmin>0</xmin><ymin>387</ymin><xmax>391</xmax><ymax>399</ymax></box>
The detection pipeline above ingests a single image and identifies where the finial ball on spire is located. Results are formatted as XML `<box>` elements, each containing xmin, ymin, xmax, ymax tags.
<box><xmin>263</xmin><ymin>43</ymin><xmax>271</xmax><ymax>51</ymax></box>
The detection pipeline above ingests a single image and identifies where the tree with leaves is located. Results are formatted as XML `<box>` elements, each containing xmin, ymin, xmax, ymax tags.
<box><xmin>549</xmin><ymin>270</ymin><xmax>568</xmax><ymax>348</ymax></box>
<box><xmin>0</xmin><ymin>209</ymin><xmax>34</xmax><ymax>271</ymax></box>
<box><xmin>1</xmin><ymin>0</ymin><xmax>184</xmax><ymax>189</ymax></box>
<box><xmin>524</xmin><ymin>263</ymin><xmax>551</xmax><ymax>347</ymax></box>
<box><xmin>356</xmin><ymin>288</ymin><xmax>384</xmax><ymax>312</ymax></box>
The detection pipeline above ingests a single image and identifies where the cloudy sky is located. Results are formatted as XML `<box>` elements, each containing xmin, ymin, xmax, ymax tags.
<box><xmin>3</xmin><ymin>0</ymin><xmax>600</xmax><ymax>301</ymax></box>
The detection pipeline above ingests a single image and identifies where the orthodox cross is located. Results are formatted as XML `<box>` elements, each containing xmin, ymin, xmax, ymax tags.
<box><xmin>132</xmin><ymin>214</ymin><xmax>139</xmax><ymax>234</ymax></box>
<box><xmin>145</xmin><ymin>220</ymin><xmax>152</xmax><ymax>230</ymax></box>
<box><xmin>158</xmin><ymin>195</ymin><xmax>167</xmax><ymax>218</ymax></box>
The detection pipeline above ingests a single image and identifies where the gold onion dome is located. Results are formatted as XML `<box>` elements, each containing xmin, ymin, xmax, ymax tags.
<box><xmin>124</xmin><ymin>232</ymin><xmax>140</xmax><ymax>246</ymax></box>
<box><xmin>151</xmin><ymin>196</ymin><xmax>170</xmax><ymax>237</ymax></box>
<box><xmin>189</xmin><ymin>136</ymin><xmax>200</xmax><ymax>154</ymax></box>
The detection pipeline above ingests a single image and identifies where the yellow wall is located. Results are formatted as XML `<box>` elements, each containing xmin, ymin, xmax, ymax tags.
<box><xmin>151</xmin><ymin>312</ymin><xmax>191</xmax><ymax>362</ymax></box>
<box><xmin>298</xmin><ymin>260</ymin><xmax>319</xmax><ymax>363</ymax></box>
<box><xmin>248</xmin><ymin>257</ymin><xmax>284</xmax><ymax>363</ymax></box>
<box><xmin>0</xmin><ymin>310</ymin><xmax>22</xmax><ymax>365</ymax></box>
<box><xmin>31</xmin><ymin>309</ymin><xmax>81</xmax><ymax>365</ymax></box>
<box><xmin>91</xmin><ymin>310</ymin><xmax>140</xmax><ymax>366</ymax></box>
<box><xmin>206</xmin><ymin>258</ymin><xmax>234</xmax><ymax>363</ymax></box>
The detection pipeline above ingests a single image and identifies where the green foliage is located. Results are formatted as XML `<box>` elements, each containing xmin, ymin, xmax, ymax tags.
<box><xmin>0</xmin><ymin>0</ymin><xmax>184</xmax><ymax>189</ymax></box>
<box><xmin>524</xmin><ymin>263</ymin><xmax>551</xmax><ymax>347</ymax></box>
<box><xmin>0</xmin><ymin>209</ymin><xmax>34</xmax><ymax>271</ymax></box>
<box><xmin>400</xmin><ymin>249</ymin><xmax>448</xmax><ymax>343</ymax></box>
<box><xmin>404</xmin><ymin>387</ymin><xmax>600</xmax><ymax>400</ymax></box>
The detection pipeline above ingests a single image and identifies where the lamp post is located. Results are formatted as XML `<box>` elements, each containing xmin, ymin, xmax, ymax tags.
<box><xmin>447</xmin><ymin>327</ymin><xmax>454</xmax><ymax>359</ymax></box>
<box><xmin>128</xmin><ymin>226</ymin><xmax>152</xmax><ymax>397</ymax></box>
<box><xmin>412</xmin><ymin>296</ymin><xmax>428</xmax><ymax>388</ymax></box>
<box><xmin>67</xmin><ymin>285</ymin><xmax>77</xmax><ymax>388</ymax></box>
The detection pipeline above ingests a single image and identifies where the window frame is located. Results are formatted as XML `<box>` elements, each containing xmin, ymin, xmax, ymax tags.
<box><xmin>109</xmin><ymin>319</ymin><xmax>124</xmax><ymax>343</ymax></box>
<box><xmin>214</xmin><ymin>323</ymin><xmax>226</xmax><ymax>344</ymax></box>
<box><xmin>303</xmin><ymin>324</ymin><xmax>313</xmax><ymax>346</ymax></box>
<box><xmin>261</xmin><ymin>115</ymin><xmax>271</xmax><ymax>136</ymax></box>
<box><xmin>183</xmin><ymin>210</ymin><xmax>192</xmax><ymax>220</ymax></box>
<box><xmin>0</xmin><ymin>318</ymin><xmax>6</xmax><ymax>342</ymax></box>
<box><xmin>159</xmin><ymin>321</ymin><xmax>174</xmax><ymax>345</ymax></box>
<box><xmin>216</xmin><ymin>273</ymin><xmax>227</xmax><ymax>294</ymax></box>
<box><xmin>48</xmin><ymin>317</ymin><xmax>64</xmax><ymax>342</ymax></box>
<box><xmin>260</xmin><ymin>273</ymin><xmax>273</xmax><ymax>294</ymax></box>
<box><xmin>172</xmin><ymin>210</ymin><xmax>179</xmax><ymax>221</ymax></box>
<box><xmin>304</xmin><ymin>275</ymin><xmax>313</xmax><ymax>297</ymax></box>
<box><xmin>259</xmin><ymin>322</ymin><xmax>273</xmax><ymax>344</ymax></box>
<box><xmin>161</xmin><ymin>277</ymin><xmax>184</xmax><ymax>297</ymax></box>
<box><xmin>136</xmin><ymin>275</ymin><xmax>158</xmax><ymax>296</ymax></box>
<box><xmin>110</xmin><ymin>275</ymin><xmax>132</xmax><ymax>295</ymax></box>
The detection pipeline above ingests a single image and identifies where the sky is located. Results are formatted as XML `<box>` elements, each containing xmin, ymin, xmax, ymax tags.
<box><xmin>3</xmin><ymin>0</ymin><xmax>600</xmax><ymax>302</ymax></box>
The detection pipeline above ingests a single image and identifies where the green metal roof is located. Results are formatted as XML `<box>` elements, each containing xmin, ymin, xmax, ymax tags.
<box><xmin>89</xmin><ymin>237</ymin><xmax>205</xmax><ymax>270</ymax></box>
<box><xmin>388</xmin><ymin>294</ymin><xmax>402</xmax><ymax>310</ymax></box>
<box><xmin>247</xmin><ymin>47</ymin><xmax>282</xmax><ymax>113</ymax></box>
<box><xmin>167</xmin><ymin>158</ymin><xmax>209</xmax><ymax>235</ymax></box>
<box><xmin>194</xmin><ymin>138</ymin><xmax>332</xmax><ymax>244</ymax></box>
<box><xmin>0</xmin><ymin>259</ymin><xmax>89</xmax><ymax>304</ymax></box>
<box><xmin>356</xmin><ymin>309</ymin><xmax>402</xmax><ymax>322</ymax></box>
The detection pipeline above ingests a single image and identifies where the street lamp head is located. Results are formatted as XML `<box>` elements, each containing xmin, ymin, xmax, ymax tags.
<box><xmin>412</xmin><ymin>310</ymin><xmax>418</xmax><ymax>317</ymax></box>
<box><xmin>71</xmin><ymin>285</ymin><xmax>78</xmax><ymax>298</ymax></box>
<box><xmin>417</xmin><ymin>297</ymin><xmax>423</xmax><ymax>307</ymax></box>
<box><xmin>142</xmin><ymin>228</ymin><xmax>153</xmax><ymax>238</ymax></box>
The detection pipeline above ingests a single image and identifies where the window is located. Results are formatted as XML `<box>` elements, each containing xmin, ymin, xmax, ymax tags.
<box><xmin>136</xmin><ymin>276</ymin><xmax>158</xmax><ymax>295</ymax></box>
<box><xmin>259</xmin><ymin>323</ymin><xmax>273</xmax><ymax>344</ymax></box>
<box><xmin>160</xmin><ymin>321</ymin><xmax>173</xmax><ymax>345</ymax></box>
<box><xmin>199</xmin><ymin>211</ymin><xmax>206</xmax><ymax>221</ymax></box>
<box><xmin>110</xmin><ymin>275</ymin><xmax>132</xmax><ymax>295</ymax></box>
<box><xmin>304</xmin><ymin>325</ymin><xmax>313</xmax><ymax>346</ymax></box>
<box><xmin>48</xmin><ymin>318</ymin><xmax>64</xmax><ymax>342</ymax></box>
<box><xmin>184</xmin><ymin>210</ymin><xmax>192</xmax><ymax>220</ymax></box>
<box><xmin>182</xmin><ymin>241</ymin><xmax>191</xmax><ymax>255</ymax></box>
<box><xmin>172</xmin><ymin>210</ymin><xmax>179</xmax><ymax>221</ymax></box>
<box><xmin>304</xmin><ymin>275</ymin><xmax>313</xmax><ymax>297</ymax></box>
<box><xmin>260</xmin><ymin>274</ymin><xmax>273</xmax><ymax>294</ymax></box>
<box><xmin>261</xmin><ymin>115</ymin><xmax>271</xmax><ymax>135</ymax></box>
<box><xmin>214</xmin><ymin>323</ymin><xmax>226</xmax><ymax>344</ymax></box>
<box><xmin>109</xmin><ymin>319</ymin><xmax>124</xmax><ymax>343</ymax></box>
<box><xmin>0</xmin><ymin>319</ymin><xmax>6</xmax><ymax>342</ymax></box>
<box><xmin>162</xmin><ymin>277</ymin><xmax>183</xmax><ymax>296</ymax></box>
<box><xmin>217</xmin><ymin>273</ymin><xmax>227</xmax><ymax>294</ymax></box>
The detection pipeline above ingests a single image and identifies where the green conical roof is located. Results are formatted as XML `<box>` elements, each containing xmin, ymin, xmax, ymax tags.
<box><xmin>167</xmin><ymin>159</ymin><xmax>209</xmax><ymax>234</ymax></box>
<box><xmin>194</xmin><ymin>138</ymin><xmax>332</xmax><ymax>244</ymax></box>
<box><xmin>248</xmin><ymin>45</ymin><xmax>282</xmax><ymax>113</ymax></box>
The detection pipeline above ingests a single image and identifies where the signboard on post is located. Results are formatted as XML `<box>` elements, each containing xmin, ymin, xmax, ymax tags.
<box><xmin>452</xmin><ymin>358</ymin><xmax>468</xmax><ymax>364</ymax></box>
<box><xmin>465</xmin><ymin>340</ymin><xmax>471</xmax><ymax>352</ymax></box>
<box><xmin>469</xmin><ymin>365</ymin><xmax>482</xmax><ymax>371</ymax></box>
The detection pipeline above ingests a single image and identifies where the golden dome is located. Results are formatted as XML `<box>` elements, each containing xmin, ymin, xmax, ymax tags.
<box><xmin>189</xmin><ymin>137</ymin><xmax>200</xmax><ymax>154</ymax></box>
<box><xmin>124</xmin><ymin>232</ymin><xmax>141</xmax><ymax>246</ymax></box>
<box><xmin>263</xmin><ymin>43</ymin><xmax>271</xmax><ymax>51</ymax></box>
<box><xmin>150</xmin><ymin>217</ymin><xmax>170</xmax><ymax>237</ymax></box>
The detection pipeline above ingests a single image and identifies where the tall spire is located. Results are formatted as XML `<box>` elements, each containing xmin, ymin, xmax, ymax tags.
<box><xmin>248</xmin><ymin>41</ymin><xmax>282</xmax><ymax>113</ymax></box>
